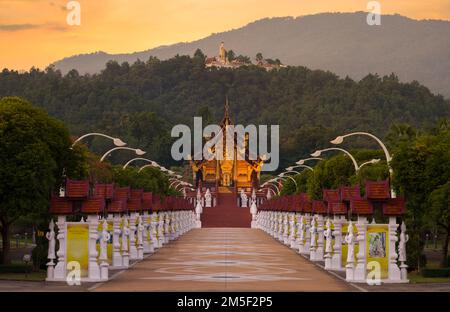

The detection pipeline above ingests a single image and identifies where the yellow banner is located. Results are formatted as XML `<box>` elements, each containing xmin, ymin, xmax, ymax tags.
<box><xmin>367</xmin><ymin>224</ymin><xmax>389</xmax><ymax>279</ymax></box>
<box><xmin>66</xmin><ymin>223</ymin><xmax>89</xmax><ymax>278</ymax></box>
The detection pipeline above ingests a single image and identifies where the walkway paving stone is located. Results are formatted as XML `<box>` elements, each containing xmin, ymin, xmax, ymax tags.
<box><xmin>94</xmin><ymin>228</ymin><xmax>354</xmax><ymax>292</ymax></box>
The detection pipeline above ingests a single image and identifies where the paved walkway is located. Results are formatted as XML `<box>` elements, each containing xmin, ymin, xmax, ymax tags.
<box><xmin>93</xmin><ymin>228</ymin><xmax>354</xmax><ymax>292</ymax></box>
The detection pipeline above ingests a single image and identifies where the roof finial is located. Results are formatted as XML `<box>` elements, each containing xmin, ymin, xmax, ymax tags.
<box><xmin>225</xmin><ymin>95</ymin><xmax>229</xmax><ymax>119</ymax></box>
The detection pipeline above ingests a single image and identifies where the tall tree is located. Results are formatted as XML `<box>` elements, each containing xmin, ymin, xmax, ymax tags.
<box><xmin>227</xmin><ymin>50</ymin><xmax>236</xmax><ymax>62</ymax></box>
<box><xmin>0</xmin><ymin>97</ymin><xmax>86</xmax><ymax>264</ymax></box>
<box><xmin>428</xmin><ymin>182</ymin><xmax>450</xmax><ymax>267</ymax></box>
<box><xmin>256</xmin><ymin>52</ymin><xmax>263</xmax><ymax>62</ymax></box>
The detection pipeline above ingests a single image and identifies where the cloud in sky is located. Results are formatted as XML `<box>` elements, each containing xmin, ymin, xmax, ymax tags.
<box><xmin>1</xmin><ymin>0</ymin><xmax>450</xmax><ymax>70</ymax></box>
<box><xmin>0</xmin><ymin>23</ymin><xmax>39</xmax><ymax>31</ymax></box>
<box><xmin>0</xmin><ymin>23</ymin><xmax>68</xmax><ymax>32</ymax></box>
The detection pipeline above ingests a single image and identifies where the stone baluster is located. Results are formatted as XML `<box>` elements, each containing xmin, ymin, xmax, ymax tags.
<box><xmin>128</xmin><ymin>213</ymin><xmax>138</xmax><ymax>260</ymax></box>
<box><xmin>303</xmin><ymin>213</ymin><xmax>311</xmax><ymax>255</ymax></box>
<box><xmin>278</xmin><ymin>213</ymin><xmax>284</xmax><ymax>241</ymax></box>
<box><xmin>195</xmin><ymin>199</ymin><xmax>203</xmax><ymax>228</ymax></box>
<box><xmin>297</xmin><ymin>215</ymin><xmax>305</xmax><ymax>254</ymax></box>
<box><xmin>112</xmin><ymin>214</ymin><xmax>123</xmax><ymax>267</ymax></box>
<box><xmin>331</xmin><ymin>215</ymin><xmax>345</xmax><ymax>270</ymax></box>
<box><xmin>142</xmin><ymin>211</ymin><xmax>153</xmax><ymax>254</ymax></box>
<box><xmin>87</xmin><ymin>215</ymin><xmax>101</xmax><ymax>281</ymax></box>
<box><xmin>269</xmin><ymin>211</ymin><xmax>275</xmax><ymax>237</ymax></box>
<box><xmin>353</xmin><ymin>216</ymin><xmax>368</xmax><ymax>282</ymax></box>
<box><xmin>398</xmin><ymin>221</ymin><xmax>409</xmax><ymax>282</ymax></box>
<box><xmin>309</xmin><ymin>216</ymin><xmax>317</xmax><ymax>261</ymax></box>
<box><xmin>45</xmin><ymin>219</ymin><xmax>56</xmax><ymax>281</ymax></box>
<box><xmin>54</xmin><ymin>215</ymin><xmax>67</xmax><ymax>280</ymax></box>
<box><xmin>289</xmin><ymin>213</ymin><xmax>297</xmax><ymax>249</ymax></box>
<box><xmin>345</xmin><ymin>221</ymin><xmax>355</xmax><ymax>281</ymax></box>
<box><xmin>136</xmin><ymin>215</ymin><xmax>144</xmax><ymax>259</ymax></box>
<box><xmin>164</xmin><ymin>212</ymin><xmax>170</xmax><ymax>244</ymax></box>
<box><xmin>121</xmin><ymin>217</ymin><xmax>130</xmax><ymax>267</ymax></box>
<box><xmin>99</xmin><ymin>219</ymin><xmax>110</xmax><ymax>281</ymax></box>
<box><xmin>283</xmin><ymin>213</ymin><xmax>289</xmax><ymax>245</ymax></box>
<box><xmin>158</xmin><ymin>212</ymin><xmax>165</xmax><ymax>247</ymax></box>
<box><xmin>151</xmin><ymin>212</ymin><xmax>160</xmax><ymax>249</ymax></box>
<box><xmin>250</xmin><ymin>199</ymin><xmax>258</xmax><ymax>229</ymax></box>
<box><xmin>388</xmin><ymin>216</ymin><xmax>402</xmax><ymax>282</ymax></box>
<box><xmin>324</xmin><ymin>218</ymin><xmax>333</xmax><ymax>269</ymax></box>
<box><xmin>315</xmin><ymin>214</ymin><xmax>325</xmax><ymax>261</ymax></box>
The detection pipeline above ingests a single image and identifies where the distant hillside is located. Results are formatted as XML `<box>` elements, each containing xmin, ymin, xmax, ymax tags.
<box><xmin>52</xmin><ymin>12</ymin><xmax>450</xmax><ymax>97</ymax></box>
<box><xmin>2</xmin><ymin>55</ymin><xmax>449</xmax><ymax>167</ymax></box>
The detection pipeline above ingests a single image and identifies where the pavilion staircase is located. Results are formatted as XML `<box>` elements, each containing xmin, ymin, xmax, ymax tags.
<box><xmin>201</xmin><ymin>190</ymin><xmax>251</xmax><ymax>228</ymax></box>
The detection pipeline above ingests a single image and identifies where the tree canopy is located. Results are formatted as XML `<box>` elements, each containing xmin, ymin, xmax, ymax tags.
<box><xmin>0</xmin><ymin>97</ymin><xmax>86</xmax><ymax>263</ymax></box>
<box><xmin>1</xmin><ymin>55</ymin><xmax>448</xmax><ymax>169</ymax></box>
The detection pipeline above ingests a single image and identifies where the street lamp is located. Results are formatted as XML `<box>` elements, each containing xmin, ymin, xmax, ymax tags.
<box><xmin>359</xmin><ymin>158</ymin><xmax>381</xmax><ymax>169</ymax></box>
<box><xmin>123</xmin><ymin>158</ymin><xmax>155</xmax><ymax>169</ymax></box>
<box><xmin>72</xmin><ymin>132</ymin><xmax>126</xmax><ymax>147</ymax></box>
<box><xmin>286</xmin><ymin>164</ymin><xmax>314</xmax><ymax>172</ymax></box>
<box><xmin>311</xmin><ymin>148</ymin><xmax>380</xmax><ymax>172</ymax></box>
<box><xmin>138</xmin><ymin>162</ymin><xmax>160</xmax><ymax>173</ymax></box>
<box><xmin>311</xmin><ymin>148</ymin><xmax>359</xmax><ymax>171</ymax></box>
<box><xmin>279</xmin><ymin>172</ymin><xmax>298</xmax><ymax>190</ymax></box>
<box><xmin>259</xmin><ymin>187</ymin><xmax>276</xmax><ymax>197</ymax></box>
<box><xmin>269</xmin><ymin>177</ymin><xmax>285</xmax><ymax>190</ymax></box>
<box><xmin>330</xmin><ymin>131</ymin><xmax>395</xmax><ymax>197</ymax></box>
<box><xmin>169</xmin><ymin>180</ymin><xmax>182</xmax><ymax>188</ymax></box>
<box><xmin>296</xmin><ymin>157</ymin><xmax>322</xmax><ymax>165</ymax></box>
<box><xmin>100</xmin><ymin>147</ymin><xmax>146</xmax><ymax>162</ymax></box>
<box><xmin>261</xmin><ymin>181</ymin><xmax>281</xmax><ymax>195</ymax></box>
<box><xmin>283</xmin><ymin>170</ymin><xmax>302</xmax><ymax>175</ymax></box>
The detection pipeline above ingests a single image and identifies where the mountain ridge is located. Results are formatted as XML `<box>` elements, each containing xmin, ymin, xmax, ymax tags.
<box><xmin>52</xmin><ymin>12</ymin><xmax>450</xmax><ymax>97</ymax></box>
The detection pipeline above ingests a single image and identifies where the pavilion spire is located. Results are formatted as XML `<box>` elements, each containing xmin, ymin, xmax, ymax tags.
<box><xmin>222</xmin><ymin>96</ymin><xmax>232</xmax><ymax>126</ymax></box>
<box><xmin>225</xmin><ymin>96</ymin><xmax>230</xmax><ymax>119</ymax></box>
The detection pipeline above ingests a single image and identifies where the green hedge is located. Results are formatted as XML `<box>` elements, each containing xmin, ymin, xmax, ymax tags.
<box><xmin>0</xmin><ymin>263</ymin><xmax>32</xmax><ymax>274</ymax></box>
<box><xmin>421</xmin><ymin>268</ymin><xmax>450</xmax><ymax>278</ymax></box>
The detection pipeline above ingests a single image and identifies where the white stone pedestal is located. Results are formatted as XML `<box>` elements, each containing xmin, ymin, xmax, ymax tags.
<box><xmin>53</xmin><ymin>215</ymin><xmax>67</xmax><ymax>281</ymax></box>
<box><xmin>331</xmin><ymin>216</ymin><xmax>345</xmax><ymax>271</ymax></box>
<box><xmin>303</xmin><ymin>214</ymin><xmax>311</xmax><ymax>255</ymax></box>
<box><xmin>315</xmin><ymin>215</ymin><xmax>324</xmax><ymax>261</ymax></box>
<box><xmin>388</xmin><ymin>217</ymin><xmax>402</xmax><ymax>282</ymax></box>
<box><xmin>128</xmin><ymin>213</ymin><xmax>138</xmax><ymax>260</ymax></box>
<box><xmin>87</xmin><ymin>215</ymin><xmax>101</xmax><ymax>281</ymax></box>
<box><xmin>111</xmin><ymin>214</ymin><xmax>124</xmax><ymax>269</ymax></box>
<box><xmin>353</xmin><ymin>216</ymin><xmax>368</xmax><ymax>282</ymax></box>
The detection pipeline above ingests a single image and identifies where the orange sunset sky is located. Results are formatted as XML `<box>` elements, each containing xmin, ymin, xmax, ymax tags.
<box><xmin>1</xmin><ymin>0</ymin><xmax>450</xmax><ymax>70</ymax></box>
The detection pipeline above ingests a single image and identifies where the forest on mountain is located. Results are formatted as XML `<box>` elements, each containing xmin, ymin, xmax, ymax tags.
<box><xmin>1</xmin><ymin>53</ymin><xmax>449</xmax><ymax>168</ymax></box>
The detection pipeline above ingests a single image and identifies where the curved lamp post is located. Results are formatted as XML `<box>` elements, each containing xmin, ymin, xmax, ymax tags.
<box><xmin>311</xmin><ymin>148</ymin><xmax>380</xmax><ymax>172</ymax></box>
<box><xmin>259</xmin><ymin>187</ymin><xmax>276</xmax><ymax>198</ymax></box>
<box><xmin>261</xmin><ymin>181</ymin><xmax>281</xmax><ymax>195</ymax></box>
<box><xmin>279</xmin><ymin>172</ymin><xmax>298</xmax><ymax>190</ymax></box>
<box><xmin>169</xmin><ymin>175</ymin><xmax>184</xmax><ymax>181</ymax></box>
<box><xmin>269</xmin><ymin>177</ymin><xmax>285</xmax><ymax>192</ymax></box>
<box><xmin>286</xmin><ymin>164</ymin><xmax>314</xmax><ymax>172</ymax></box>
<box><xmin>123</xmin><ymin>158</ymin><xmax>155</xmax><ymax>169</ymax></box>
<box><xmin>169</xmin><ymin>180</ymin><xmax>183</xmax><ymax>188</ymax></box>
<box><xmin>100</xmin><ymin>147</ymin><xmax>146</xmax><ymax>162</ymax></box>
<box><xmin>359</xmin><ymin>158</ymin><xmax>381</xmax><ymax>169</ymax></box>
<box><xmin>283</xmin><ymin>170</ymin><xmax>302</xmax><ymax>175</ymax></box>
<box><xmin>311</xmin><ymin>148</ymin><xmax>359</xmax><ymax>171</ymax></box>
<box><xmin>72</xmin><ymin>132</ymin><xmax>126</xmax><ymax>147</ymax></box>
<box><xmin>138</xmin><ymin>162</ymin><xmax>160</xmax><ymax>173</ymax></box>
<box><xmin>330</xmin><ymin>131</ymin><xmax>395</xmax><ymax>197</ymax></box>
<box><xmin>296</xmin><ymin>157</ymin><xmax>322</xmax><ymax>165</ymax></box>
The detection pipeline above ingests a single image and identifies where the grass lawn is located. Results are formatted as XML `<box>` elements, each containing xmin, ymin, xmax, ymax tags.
<box><xmin>0</xmin><ymin>261</ymin><xmax>46</xmax><ymax>281</ymax></box>
<box><xmin>0</xmin><ymin>271</ymin><xmax>46</xmax><ymax>281</ymax></box>
<box><xmin>408</xmin><ymin>271</ymin><xmax>450</xmax><ymax>283</ymax></box>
